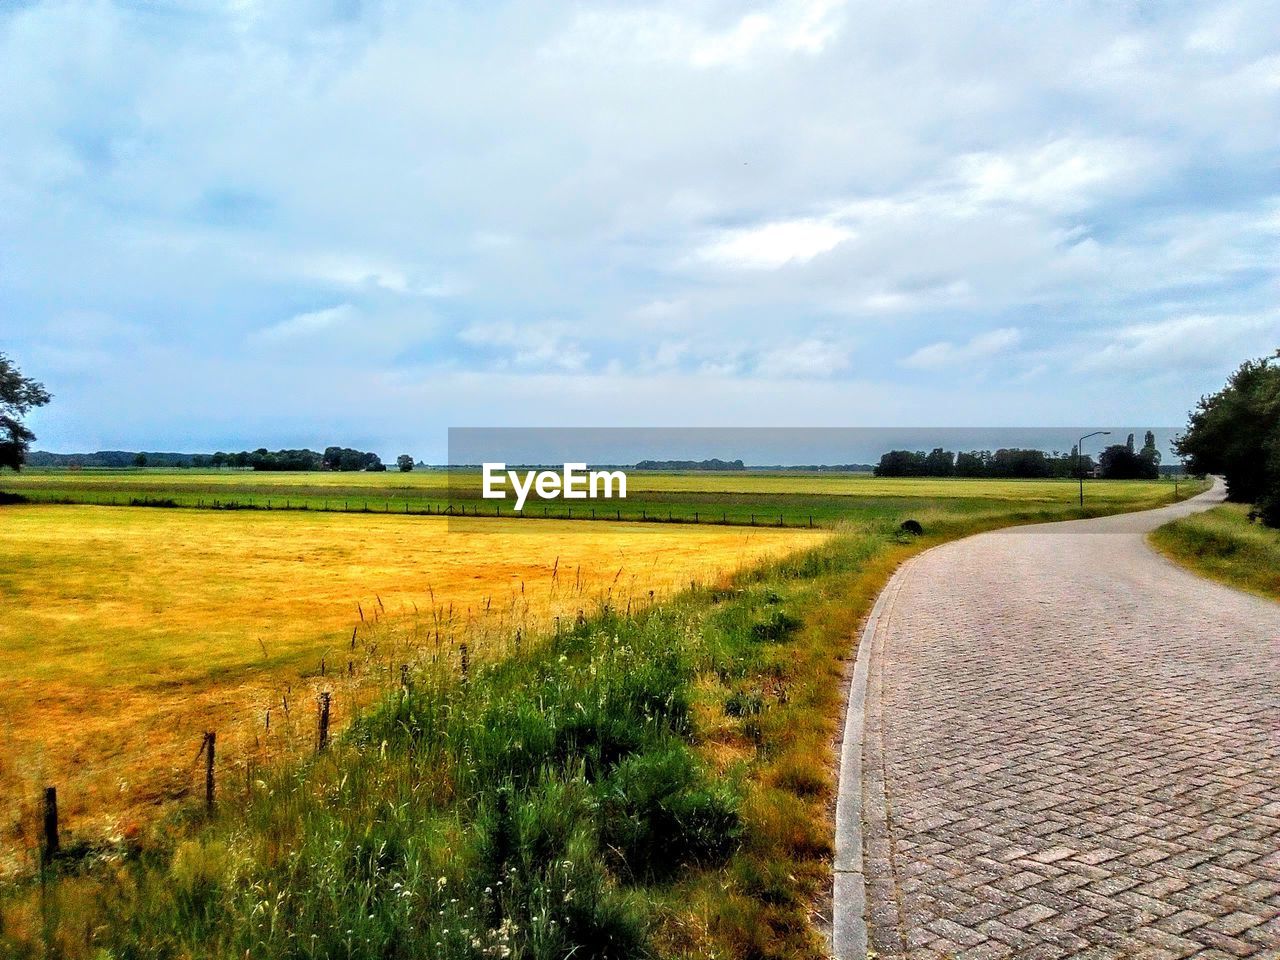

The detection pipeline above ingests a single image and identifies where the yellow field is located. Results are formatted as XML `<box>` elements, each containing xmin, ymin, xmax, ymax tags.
<box><xmin>0</xmin><ymin>505</ymin><xmax>820</xmax><ymax>866</ymax></box>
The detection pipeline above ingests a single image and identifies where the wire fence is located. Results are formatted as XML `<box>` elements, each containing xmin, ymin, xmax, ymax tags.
<box><xmin>11</xmin><ymin>491</ymin><xmax>826</xmax><ymax>529</ymax></box>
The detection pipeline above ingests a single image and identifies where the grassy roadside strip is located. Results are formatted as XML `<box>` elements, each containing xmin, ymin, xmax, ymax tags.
<box><xmin>0</xmin><ymin>487</ymin><xmax>1207</xmax><ymax>960</ymax></box>
<box><xmin>1150</xmin><ymin>503</ymin><xmax>1280</xmax><ymax>602</ymax></box>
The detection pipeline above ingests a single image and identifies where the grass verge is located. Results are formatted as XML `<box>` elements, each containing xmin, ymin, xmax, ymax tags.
<box><xmin>1150</xmin><ymin>503</ymin><xmax>1280</xmax><ymax>602</ymax></box>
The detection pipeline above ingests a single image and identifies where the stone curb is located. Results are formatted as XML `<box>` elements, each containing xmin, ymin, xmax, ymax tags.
<box><xmin>831</xmin><ymin>550</ymin><xmax>923</xmax><ymax>959</ymax></box>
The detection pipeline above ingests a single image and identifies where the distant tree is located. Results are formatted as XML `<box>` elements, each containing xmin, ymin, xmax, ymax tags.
<box><xmin>923</xmin><ymin>447</ymin><xmax>954</xmax><ymax>477</ymax></box>
<box><xmin>397</xmin><ymin>454</ymin><xmax>414</xmax><ymax>472</ymax></box>
<box><xmin>874</xmin><ymin>450</ymin><xmax>928</xmax><ymax>477</ymax></box>
<box><xmin>133</xmin><ymin>452</ymin><xmax>148</xmax><ymax>468</ymax></box>
<box><xmin>1139</xmin><ymin>430</ymin><xmax>1161</xmax><ymax>476</ymax></box>
<box><xmin>989</xmin><ymin>448</ymin><xmax>1050</xmax><ymax>478</ymax></box>
<box><xmin>954</xmin><ymin>451</ymin><xmax>987</xmax><ymax>477</ymax></box>
<box><xmin>1099</xmin><ymin>434</ymin><xmax>1158</xmax><ymax>480</ymax></box>
<box><xmin>0</xmin><ymin>353</ymin><xmax>52</xmax><ymax>471</ymax></box>
<box><xmin>1176</xmin><ymin>352</ymin><xmax>1280</xmax><ymax>524</ymax></box>
<box><xmin>633</xmin><ymin>458</ymin><xmax>747</xmax><ymax>471</ymax></box>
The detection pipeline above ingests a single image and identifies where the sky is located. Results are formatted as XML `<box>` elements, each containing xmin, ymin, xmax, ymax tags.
<box><xmin>3</xmin><ymin>0</ymin><xmax>1279</xmax><ymax>460</ymax></box>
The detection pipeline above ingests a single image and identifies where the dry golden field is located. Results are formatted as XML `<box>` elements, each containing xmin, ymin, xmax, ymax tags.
<box><xmin>0</xmin><ymin>504</ymin><xmax>821</xmax><ymax>869</ymax></box>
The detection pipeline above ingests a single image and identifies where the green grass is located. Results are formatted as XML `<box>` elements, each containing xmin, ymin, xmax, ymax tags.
<box><xmin>0</xmin><ymin>478</ymin><xmax>1208</xmax><ymax>959</ymax></box>
<box><xmin>1151</xmin><ymin>503</ymin><xmax>1280</xmax><ymax>601</ymax></box>
<box><xmin>2</xmin><ymin>468</ymin><xmax>1192</xmax><ymax>529</ymax></box>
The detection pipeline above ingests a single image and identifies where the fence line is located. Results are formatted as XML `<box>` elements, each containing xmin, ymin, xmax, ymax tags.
<box><xmin>15</xmin><ymin>491</ymin><xmax>828</xmax><ymax>529</ymax></box>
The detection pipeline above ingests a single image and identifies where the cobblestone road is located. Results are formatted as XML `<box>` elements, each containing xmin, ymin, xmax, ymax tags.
<box><xmin>855</xmin><ymin>484</ymin><xmax>1280</xmax><ymax>959</ymax></box>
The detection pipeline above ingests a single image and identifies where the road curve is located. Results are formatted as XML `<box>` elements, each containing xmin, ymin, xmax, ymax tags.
<box><xmin>833</xmin><ymin>481</ymin><xmax>1280</xmax><ymax>959</ymax></box>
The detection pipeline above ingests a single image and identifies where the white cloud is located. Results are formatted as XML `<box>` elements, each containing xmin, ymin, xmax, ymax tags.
<box><xmin>1076</xmin><ymin>313</ymin><xmax>1280</xmax><ymax>375</ymax></box>
<box><xmin>953</xmin><ymin>137</ymin><xmax>1156</xmax><ymax>214</ymax></box>
<box><xmin>251</xmin><ymin>304</ymin><xmax>354</xmax><ymax>343</ymax></box>
<box><xmin>697</xmin><ymin>218</ymin><xmax>853</xmax><ymax>269</ymax></box>
<box><xmin>300</xmin><ymin>256</ymin><xmax>410</xmax><ymax>294</ymax></box>
<box><xmin>546</xmin><ymin>0</ymin><xmax>847</xmax><ymax>68</ymax></box>
<box><xmin>757</xmin><ymin>338</ymin><xmax>850</xmax><ymax>377</ymax></box>
<box><xmin>902</xmin><ymin>328</ymin><xmax>1022</xmax><ymax>370</ymax></box>
<box><xmin>458</xmin><ymin>321</ymin><xmax>590</xmax><ymax>372</ymax></box>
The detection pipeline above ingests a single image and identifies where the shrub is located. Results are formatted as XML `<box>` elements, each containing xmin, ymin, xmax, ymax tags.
<box><xmin>599</xmin><ymin>741</ymin><xmax>741</xmax><ymax>880</ymax></box>
<box><xmin>752</xmin><ymin>610</ymin><xmax>801</xmax><ymax>643</ymax></box>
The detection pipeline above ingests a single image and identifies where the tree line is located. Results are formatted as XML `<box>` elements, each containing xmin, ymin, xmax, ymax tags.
<box><xmin>206</xmin><ymin>447</ymin><xmax>395</xmax><ymax>472</ymax></box>
<box><xmin>874</xmin><ymin>433</ymin><xmax>1162</xmax><ymax>480</ymax></box>
<box><xmin>1177</xmin><ymin>350</ymin><xmax>1280</xmax><ymax>526</ymax></box>
<box><xmin>634</xmin><ymin>458</ymin><xmax>746</xmax><ymax>471</ymax></box>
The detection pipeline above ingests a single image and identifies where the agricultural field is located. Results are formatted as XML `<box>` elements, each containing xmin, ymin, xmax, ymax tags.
<box><xmin>0</xmin><ymin>503</ymin><xmax>819</xmax><ymax>873</ymax></box>
<box><xmin>2</xmin><ymin>467</ymin><xmax>1191</xmax><ymax>527</ymax></box>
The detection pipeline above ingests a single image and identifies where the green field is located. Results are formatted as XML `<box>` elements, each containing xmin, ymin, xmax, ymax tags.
<box><xmin>1151</xmin><ymin>503</ymin><xmax>1280</xmax><ymax>601</ymax></box>
<box><xmin>1</xmin><ymin>468</ymin><xmax>1193</xmax><ymax>528</ymax></box>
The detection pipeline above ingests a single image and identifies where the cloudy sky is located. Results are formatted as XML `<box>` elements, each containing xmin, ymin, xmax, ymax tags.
<box><xmin>3</xmin><ymin>0</ymin><xmax>1278</xmax><ymax>458</ymax></box>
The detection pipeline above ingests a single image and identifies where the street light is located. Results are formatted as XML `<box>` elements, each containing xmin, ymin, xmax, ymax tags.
<box><xmin>1077</xmin><ymin>430</ymin><xmax>1111</xmax><ymax>507</ymax></box>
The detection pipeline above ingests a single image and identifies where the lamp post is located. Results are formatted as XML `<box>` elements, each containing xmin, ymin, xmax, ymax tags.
<box><xmin>1170</xmin><ymin>434</ymin><xmax>1184</xmax><ymax>498</ymax></box>
<box><xmin>1077</xmin><ymin>430</ymin><xmax>1111</xmax><ymax>507</ymax></box>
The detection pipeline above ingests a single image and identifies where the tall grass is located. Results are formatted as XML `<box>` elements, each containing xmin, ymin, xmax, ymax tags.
<box><xmin>1151</xmin><ymin>503</ymin><xmax>1280</xmax><ymax>601</ymax></box>
<box><xmin>1</xmin><ymin>580</ymin><xmax>779</xmax><ymax>958</ymax></box>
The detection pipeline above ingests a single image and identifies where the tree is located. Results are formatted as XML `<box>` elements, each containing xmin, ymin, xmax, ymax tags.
<box><xmin>1099</xmin><ymin>440</ymin><xmax>1157</xmax><ymax>480</ymax></box>
<box><xmin>1139</xmin><ymin>431</ymin><xmax>1161</xmax><ymax>476</ymax></box>
<box><xmin>133</xmin><ymin>452</ymin><xmax>148</xmax><ymax>468</ymax></box>
<box><xmin>923</xmin><ymin>447</ymin><xmax>954</xmax><ymax>477</ymax></box>
<box><xmin>396</xmin><ymin>454</ymin><xmax>414</xmax><ymax>472</ymax></box>
<box><xmin>0</xmin><ymin>353</ymin><xmax>52</xmax><ymax>471</ymax></box>
<box><xmin>1176</xmin><ymin>352</ymin><xmax>1280</xmax><ymax>524</ymax></box>
<box><xmin>954</xmin><ymin>451</ymin><xmax>988</xmax><ymax>477</ymax></box>
<box><xmin>874</xmin><ymin>450</ymin><xmax>928</xmax><ymax>477</ymax></box>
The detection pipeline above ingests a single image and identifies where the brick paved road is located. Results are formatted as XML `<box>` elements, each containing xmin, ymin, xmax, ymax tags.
<box><xmin>849</xmin><ymin>483</ymin><xmax>1280</xmax><ymax>959</ymax></box>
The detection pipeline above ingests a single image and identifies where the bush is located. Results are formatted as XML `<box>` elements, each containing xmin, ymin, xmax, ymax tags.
<box><xmin>599</xmin><ymin>742</ymin><xmax>741</xmax><ymax>880</ymax></box>
<box><xmin>752</xmin><ymin>610</ymin><xmax>801</xmax><ymax>642</ymax></box>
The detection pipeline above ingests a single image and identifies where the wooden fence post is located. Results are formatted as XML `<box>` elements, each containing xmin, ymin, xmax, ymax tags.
<box><xmin>318</xmin><ymin>693</ymin><xmax>331</xmax><ymax>752</ymax></box>
<box><xmin>204</xmin><ymin>731</ymin><xmax>216</xmax><ymax>813</ymax></box>
<box><xmin>41</xmin><ymin>786</ymin><xmax>59</xmax><ymax>865</ymax></box>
